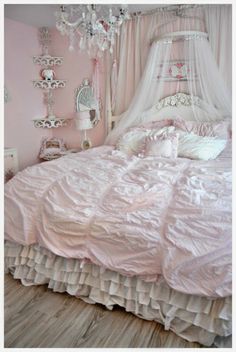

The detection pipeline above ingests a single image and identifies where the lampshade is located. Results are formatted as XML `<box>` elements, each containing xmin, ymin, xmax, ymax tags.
<box><xmin>75</xmin><ymin>111</ymin><xmax>93</xmax><ymax>130</ymax></box>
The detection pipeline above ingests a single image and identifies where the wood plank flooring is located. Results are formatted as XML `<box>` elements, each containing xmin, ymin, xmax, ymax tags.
<box><xmin>4</xmin><ymin>274</ymin><xmax>201</xmax><ymax>348</ymax></box>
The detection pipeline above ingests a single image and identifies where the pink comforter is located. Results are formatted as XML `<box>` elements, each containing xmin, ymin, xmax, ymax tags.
<box><xmin>5</xmin><ymin>144</ymin><xmax>232</xmax><ymax>297</ymax></box>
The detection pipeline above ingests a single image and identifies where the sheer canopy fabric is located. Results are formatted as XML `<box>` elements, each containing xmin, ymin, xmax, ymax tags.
<box><xmin>111</xmin><ymin>6</ymin><xmax>206</xmax><ymax>116</ymax></box>
<box><xmin>105</xmin><ymin>5</ymin><xmax>232</xmax><ymax>139</ymax></box>
<box><xmin>105</xmin><ymin>31</ymin><xmax>231</xmax><ymax>145</ymax></box>
<box><xmin>204</xmin><ymin>5</ymin><xmax>232</xmax><ymax>92</ymax></box>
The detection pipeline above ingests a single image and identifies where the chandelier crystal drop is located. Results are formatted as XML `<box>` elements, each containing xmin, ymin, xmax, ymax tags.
<box><xmin>55</xmin><ymin>4</ymin><xmax>130</xmax><ymax>56</ymax></box>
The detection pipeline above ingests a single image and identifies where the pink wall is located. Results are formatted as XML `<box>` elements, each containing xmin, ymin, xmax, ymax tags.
<box><xmin>4</xmin><ymin>18</ymin><xmax>52</xmax><ymax>171</ymax></box>
<box><xmin>4</xmin><ymin>20</ymin><xmax>106</xmax><ymax>172</ymax></box>
<box><xmin>50</xmin><ymin>29</ymin><xmax>106</xmax><ymax>149</ymax></box>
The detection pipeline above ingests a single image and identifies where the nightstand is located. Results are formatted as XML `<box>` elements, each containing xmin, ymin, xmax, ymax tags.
<box><xmin>4</xmin><ymin>148</ymin><xmax>19</xmax><ymax>182</ymax></box>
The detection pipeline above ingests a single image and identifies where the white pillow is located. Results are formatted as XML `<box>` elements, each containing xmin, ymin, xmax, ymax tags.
<box><xmin>173</xmin><ymin>118</ymin><xmax>231</xmax><ymax>139</ymax></box>
<box><xmin>116</xmin><ymin>126</ymin><xmax>175</xmax><ymax>156</ymax></box>
<box><xmin>143</xmin><ymin>132</ymin><xmax>179</xmax><ymax>159</ymax></box>
<box><xmin>178</xmin><ymin>133</ymin><xmax>227</xmax><ymax>160</ymax></box>
<box><xmin>116</xmin><ymin>129</ymin><xmax>148</xmax><ymax>156</ymax></box>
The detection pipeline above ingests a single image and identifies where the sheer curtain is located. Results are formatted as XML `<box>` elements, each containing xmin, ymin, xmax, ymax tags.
<box><xmin>104</xmin><ymin>14</ymin><xmax>153</xmax><ymax>134</ymax></box>
<box><xmin>186</xmin><ymin>36</ymin><xmax>231</xmax><ymax>117</ymax></box>
<box><xmin>109</xmin><ymin>6</ymin><xmax>206</xmax><ymax>117</ymax></box>
<box><xmin>111</xmin><ymin>14</ymin><xmax>156</xmax><ymax>116</ymax></box>
<box><xmin>106</xmin><ymin>41</ymin><xmax>172</xmax><ymax>140</ymax></box>
<box><xmin>105</xmin><ymin>5</ymin><xmax>231</xmax><ymax>121</ymax></box>
<box><xmin>105</xmin><ymin>31</ymin><xmax>231</xmax><ymax>145</ymax></box>
<box><xmin>204</xmin><ymin>5</ymin><xmax>232</xmax><ymax>92</ymax></box>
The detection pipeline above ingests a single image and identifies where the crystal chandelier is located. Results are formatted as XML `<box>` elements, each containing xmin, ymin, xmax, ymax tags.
<box><xmin>55</xmin><ymin>4</ymin><xmax>130</xmax><ymax>56</ymax></box>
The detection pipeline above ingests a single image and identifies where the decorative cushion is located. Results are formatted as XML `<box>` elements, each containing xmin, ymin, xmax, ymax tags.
<box><xmin>142</xmin><ymin>130</ymin><xmax>179</xmax><ymax>159</ymax></box>
<box><xmin>173</xmin><ymin>119</ymin><xmax>231</xmax><ymax>139</ymax></box>
<box><xmin>116</xmin><ymin>124</ymin><xmax>175</xmax><ymax>156</ymax></box>
<box><xmin>178</xmin><ymin>133</ymin><xmax>227</xmax><ymax>160</ymax></box>
<box><xmin>116</xmin><ymin>129</ymin><xmax>148</xmax><ymax>156</ymax></box>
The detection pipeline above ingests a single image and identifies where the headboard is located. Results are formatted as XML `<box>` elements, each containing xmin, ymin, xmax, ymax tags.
<box><xmin>145</xmin><ymin>92</ymin><xmax>201</xmax><ymax>114</ymax></box>
<box><xmin>107</xmin><ymin>92</ymin><xmax>221</xmax><ymax>133</ymax></box>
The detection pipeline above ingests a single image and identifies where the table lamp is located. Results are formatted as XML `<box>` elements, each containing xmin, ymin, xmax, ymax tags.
<box><xmin>75</xmin><ymin>110</ymin><xmax>93</xmax><ymax>150</ymax></box>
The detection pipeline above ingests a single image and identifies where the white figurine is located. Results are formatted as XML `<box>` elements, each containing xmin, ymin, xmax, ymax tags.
<box><xmin>41</xmin><ymin>69</ymin><xmax>55</xmax><ymax>81</ymax></box>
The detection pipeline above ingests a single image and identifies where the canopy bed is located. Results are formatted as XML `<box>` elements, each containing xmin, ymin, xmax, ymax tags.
<box><xmin>5</xmin><ymin>30</ymin><xmax>232</xmax><ymax>347</ymax></box>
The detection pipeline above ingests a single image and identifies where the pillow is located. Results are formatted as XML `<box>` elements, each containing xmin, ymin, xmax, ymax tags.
<box><xmin>173</xmin><ymin>118</ymin><xmax>231</xmax><ymax>139</ymax></box>
<box><xmin>178</xmin><ymin>133</ymin><xmax>227</xmax><ymax>160</ymax></box>
<box><xmin>116</xmin><ymin>129</ymin><xmax>148</xmax><ymax>156</ymax></box>
<box><xmin>138</xmin><ymin>119</ymin><xmax>173</xmax><ymax>130</ymax></box>
<box><xmin>116</xmin><ymin>125</ymin><xmax>175</xmax><ymax>156</ymax></box>
<box><xmin>143</xmin><ymin>131</ymin><xmax>179</xmax><ymax>158</ymax></box>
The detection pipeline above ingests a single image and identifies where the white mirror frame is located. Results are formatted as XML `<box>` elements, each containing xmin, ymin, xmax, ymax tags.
<box><xmin>75</xmin><ymin>78</ymin><xmax>99</xmax><ymax>127</ymax></box>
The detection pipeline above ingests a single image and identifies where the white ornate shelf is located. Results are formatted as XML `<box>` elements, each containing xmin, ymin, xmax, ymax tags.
<box><xmin>33</xmin><ymin>80</ymin><xmax>66</xmax><ymax>89</ymax></box>
<box><xmin>33</xmin><ymin>55</ymin><xmax>63</xmax><ymax>66</ymax></box>
<box><xmin>33</xmin><ymin>29</ymin><xmax>68</xmax><ymax>130</ymax></box>
<box><xmin>32</xmin><ymin>117</ymin><xmax>72</xmax><ymax>128</ymax></box>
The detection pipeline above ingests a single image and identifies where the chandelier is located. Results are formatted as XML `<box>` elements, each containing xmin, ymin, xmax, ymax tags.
<box><xmin>55</xmin><ymin>4</ymin><xmax>130</xmax><ymax>56</ymax></box>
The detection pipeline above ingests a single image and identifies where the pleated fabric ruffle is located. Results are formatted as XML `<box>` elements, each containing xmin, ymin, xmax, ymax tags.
<box><xmin>5</xmin><ymin>240</ymin><xmax>232</xmax><ymax>347</ymax></box>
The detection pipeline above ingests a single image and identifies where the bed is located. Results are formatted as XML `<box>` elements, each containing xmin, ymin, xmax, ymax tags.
<box><xmin>5</xmin><ymin>93</ymin><xmax>232</xmax><ymax>347</ymax></box>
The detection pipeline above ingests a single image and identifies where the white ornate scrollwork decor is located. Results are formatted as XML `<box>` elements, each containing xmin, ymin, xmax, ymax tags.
<box><xmin>32</xmin><ymin>27</ymin><xmax>67</xmax><ymax>129</ymax></box>
<box><xmin>38</xmin><ymin>27</ymin><xmax>51</xmax><ymax>55</ymax></box>
<box><xmin>154</xmin><ymin>93</ymin><xmax>201</xmax><ymax>112</ymax></box>
<box><xmin>33</xmin><ymin>118</ymin><xmax>71</xmax><ymax>129</ymax></box>
<box><xmin>33</xmin><ymin>55</ymin><xmax>63</xmax><ymax>67</ymax></box>
<box><xmin>33</xmin><ymin>80</ymin><xmax>66</xmax><ymax>89</ymax></box>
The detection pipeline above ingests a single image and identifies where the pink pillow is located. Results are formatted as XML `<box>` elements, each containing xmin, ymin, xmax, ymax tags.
<box><xmin>173</xmin><ymin>118</ymin><xmax>231</xmax><ymax>139</ymax></box>
<box><xmin>125</xmin><ymin>119</ymin><xmax>173</xmax><ymax>134</ymax></box>
<box><xmin>142</xmin><ymin>132</ymin><xmax>179</xmax><ymax>158</ymax></box>
<box><xmin>139</xmin><ymin>119</ymin><xmax>173</xmax><ymax>130</ymax></box>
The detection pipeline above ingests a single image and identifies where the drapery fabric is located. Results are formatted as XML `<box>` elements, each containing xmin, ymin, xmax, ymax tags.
<box><xmin>204</xmin><ymin>5</ymin><xmax>232</xmax><ymax>92</ymax></box>
<box><xmin>105</xmin><ymin>30</ymin><xmax>231</xmax><ymax>145</ymax></box>
<box><xmin>92</xmin><ymin>58</ymin><xmax>101</xmax><ymax>121</ymax></box>
<box><xmin>111</xmin><ymin>14</ymin><xmax>158</xmax><ymax>116</ymax></box>
<box><xmin>111</xmin><ymin>60</ymin><xmax>118</xmax><ymax>111</ymax></box>
<box><xmin>105</xmin><ymin>4</ymin><xmax>232</xmax><ymax>127</ymax></box>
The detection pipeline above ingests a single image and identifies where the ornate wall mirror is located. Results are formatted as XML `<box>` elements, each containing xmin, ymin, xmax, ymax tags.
<box><xmin>75</xmin><ymin>78</ymin><xmax>100</xmax><ymax>127</ymax></box>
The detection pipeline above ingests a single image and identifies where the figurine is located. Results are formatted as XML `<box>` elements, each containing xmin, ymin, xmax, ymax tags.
<box><xmin>41</xmin><ymin>69</ymin><xmax>55</xmax><ymax>81</ymax></box>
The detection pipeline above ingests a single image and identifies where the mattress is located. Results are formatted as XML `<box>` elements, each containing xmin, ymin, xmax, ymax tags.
<box><xmin>5</xmin><ymin>240</ymin><xmax>232</xmax><ymax>347</ymax></box>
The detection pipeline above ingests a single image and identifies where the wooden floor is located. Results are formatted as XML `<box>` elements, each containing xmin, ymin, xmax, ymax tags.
<box><xmin>4</xmin><ymin>274</ymin><xmax>201</xmax><ymax>348</ymax></box>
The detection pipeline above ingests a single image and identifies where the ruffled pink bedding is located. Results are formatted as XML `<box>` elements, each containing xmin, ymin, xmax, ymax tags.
<box><xmin>5</xmin><ymin>144</ymin><xmax>232</xmax><ymax>298</ymax></box>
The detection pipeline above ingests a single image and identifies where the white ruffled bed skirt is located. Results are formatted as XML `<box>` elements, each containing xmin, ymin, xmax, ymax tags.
<box><xmin>4</xmin><ymin>240</ymin><xmax>232</xmax><ymax>347</ymax></box>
